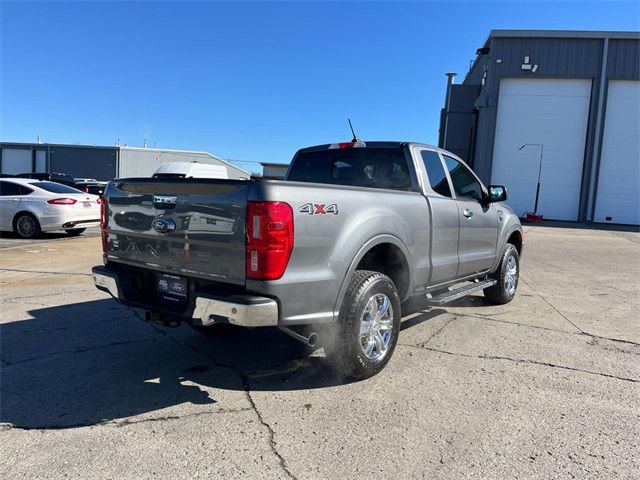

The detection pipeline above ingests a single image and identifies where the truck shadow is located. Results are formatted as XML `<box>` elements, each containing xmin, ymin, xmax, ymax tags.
<box><xmin>1</xmin><ymin>298</ymin><xmax>444</xmax><ymax>429</ymax></box>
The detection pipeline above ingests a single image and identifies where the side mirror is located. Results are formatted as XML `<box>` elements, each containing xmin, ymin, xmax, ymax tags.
<box><xmin>488</xmin><ymin>185</ymin><xmax>507</xmax><ymax>203</ymax></box>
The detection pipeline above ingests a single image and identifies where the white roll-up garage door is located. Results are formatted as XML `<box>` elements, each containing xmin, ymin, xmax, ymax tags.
<box><xmin>1</xmin><ymin>149</ymin><xmax>32</xmax><ymax>175</ymax></box>
<box><xmin>491</xmin><ymin>78</ymin><xmax>592</xmax><ymax>221</ymax></box>
<box><xmin>593</xmin><ymin>80</ymin><xmax>640</xmax><ymax>225</ymax></box>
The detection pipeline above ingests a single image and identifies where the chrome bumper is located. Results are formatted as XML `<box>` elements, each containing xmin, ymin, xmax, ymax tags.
<box><xmin>93</xmin><ymin>270</ymin><xmax>120</xmax><ymax>298</ymax></box>
<box><xmin>193</xmin><ymin>296</ymin><xmax>278</xmax><ymax>327</ymax></box>
<box><xmin>92</xmin><ymin>268</ymin><xmax>278</xmax><ymax>328</ymax></box>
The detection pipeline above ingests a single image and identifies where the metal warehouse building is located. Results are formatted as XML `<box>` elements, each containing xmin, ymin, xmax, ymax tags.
<box><xmin>0</xmin><ymin>143</ymin><xmax>250</xmax><ymax>180</ymax></box>
<box><xmin>440</xmin><ymin>30</ymin><xmax>640</xmax><ymax>225</ymax></box>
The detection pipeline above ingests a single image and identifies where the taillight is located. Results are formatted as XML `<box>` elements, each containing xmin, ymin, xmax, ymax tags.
<box><xmin>100</xmin><ymin>196</ymin><xmax>109</xmax><ymax>253</ymax></box>
<box><xmin>246</xmin><ymin>201</ymin><xmax>294</xmax><ymax>280</ymax></box>
<box><xmin>329</xmin><ymin>141</ymin><xmax>367</xmax><ymax>149</ymax></box>
<box><xmin>47</xmin><ymin>198</ymin><xmax>77</xmax><ymax>205</ymax></box>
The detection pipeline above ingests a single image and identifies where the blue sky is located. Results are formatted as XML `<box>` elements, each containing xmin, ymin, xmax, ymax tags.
<box><xmin>1</xmin><ymin>1</ymin><xmax>638</xmax><ymax>170</ymax></box>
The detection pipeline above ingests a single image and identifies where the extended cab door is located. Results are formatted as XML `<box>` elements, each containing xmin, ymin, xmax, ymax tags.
<box><xmin>441</xmin><ymin>154</ymin><xmax>499</xmax><ymax>276</ymax></box>
<box><xmin>414</xmin><ymin>148</ymin><xmax>460</xmax><ymax>285</ymax></box>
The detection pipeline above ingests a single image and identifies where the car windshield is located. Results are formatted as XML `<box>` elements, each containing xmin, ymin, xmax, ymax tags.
<box><xmin>34</xmin><ymin>181</ymin><xmax>84</xmax><ymax>194</ymax></box>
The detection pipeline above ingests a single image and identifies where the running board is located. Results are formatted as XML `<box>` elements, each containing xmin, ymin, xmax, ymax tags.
<box><xmin>426</xmin><ymin>279</ymin><xmax>497</xmax><ymax>306</ymax></box>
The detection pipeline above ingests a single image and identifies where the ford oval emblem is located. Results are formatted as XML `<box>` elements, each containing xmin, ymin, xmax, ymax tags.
<box><xmin>151</xmin><ymin>218</ymin><xmax>176</xmax><ymax>234</ymax></box>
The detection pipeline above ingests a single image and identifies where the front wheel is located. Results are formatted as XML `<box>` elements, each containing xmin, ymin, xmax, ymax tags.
<box><xmin>324</xmin><ymin>270</ymin><xmax>401</xmax><ymax>380</ymax></box>
<box><xmin>484</xmin><ymin>243</ymin><xmax>519</xmax><ymax>304</ymax></box>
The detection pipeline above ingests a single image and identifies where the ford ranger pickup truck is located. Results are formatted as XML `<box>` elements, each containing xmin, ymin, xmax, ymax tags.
<box><xmin>93</xmin><ymin>141</ymin><xmax>523</xmax><ymax>379</ymax></box>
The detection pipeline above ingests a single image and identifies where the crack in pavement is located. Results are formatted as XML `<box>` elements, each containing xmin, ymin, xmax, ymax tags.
<box><xmin>398</xmin><ymin>343</ymin><xmax>640</xmax><ymax>383</ymax></box>
<box><xmin>418</xmin><ymin>316</ymin><xmax>456</xmax><ymax>345</ymax></box>
<box><xmin>1</xmin><ymin>316</ymin><xmax>124</xmax><ymax>337</ymax></box>
<box><xmin>0</xmin><ymin>268</ymin><xmax>92</xmax><ymax>277</ymax></box>
<box><xmin>3</xmin><ymin>306</ymin><xmax>300</xmax><ymax>479</ymax></box>
<box><xmin>0</xmin><ymin>288</ymin><xmax>96</xmax><ymax>302</ymax></box>
<box><xmin>129</xmin><ymin>309</ymin><xmax>298</xmax><ymax>480</ymax></box>
<box><xmin>519</xmin><ymin>276</ymin><xmax>587</xmax><ymax>335</ymax></box>
<box><xmin>1</xmin><ymin>335</ymin><xmax>157</xmax><ymax>369</ymax></box>
<box><xmin>0</xmin><ymin>407</ymin><xmax>253</xmax><ymax>432</ymax></box>
<box><xmin>448</xmin><ymin>311</ymin><xmax>640</xmax><ymax>349</ymax></box>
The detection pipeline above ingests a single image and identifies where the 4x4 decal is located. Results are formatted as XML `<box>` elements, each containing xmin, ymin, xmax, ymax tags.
<box><xmin>299</xmin><ymin>203</ymin><xmax>339</xmax><ymax>215</ymax></box>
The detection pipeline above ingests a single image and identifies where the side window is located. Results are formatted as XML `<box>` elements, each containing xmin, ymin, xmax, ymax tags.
<box><xmin>443</xmin><ymin>156</ymin><xmax>483</xmax><ymax>201</ymax></box>
<box><xmin>0</xmin><ymin>181</ymin><xmax>22</xmax><ymax>196</ymax></box>
<box><xmin>420</xmin><ymin>150</ymin><xmax>452</xmax><ymax>197</ymax></box>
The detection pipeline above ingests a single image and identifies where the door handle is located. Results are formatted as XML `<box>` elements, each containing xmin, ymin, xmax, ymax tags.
<box><xmin>463</xmin><ymin>209</ymin><xmax>473</xmax><ymax>218</ymax></box>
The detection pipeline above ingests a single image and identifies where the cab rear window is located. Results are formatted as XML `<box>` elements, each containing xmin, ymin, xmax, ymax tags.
<box><xmin>287</xmin><ymin>147</ymin><xmax>412</xmax><ymax>191</ymax></box>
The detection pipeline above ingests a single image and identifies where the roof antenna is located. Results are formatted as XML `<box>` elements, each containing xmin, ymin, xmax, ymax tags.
<box><xmin>348</xmin><ymin>118</ymin><xmax>359</xmax><ymax>142</ymax></box>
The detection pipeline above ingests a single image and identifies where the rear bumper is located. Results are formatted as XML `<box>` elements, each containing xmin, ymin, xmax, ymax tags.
<box><xmin>62</xmin><ymin>219</ymin><xmax>100</xmax><ymax>229</ymax></box>
<box><xmin>92</xmin><ymin>264</ymin><xmax>278</xmax><ymax>327</ymax></box>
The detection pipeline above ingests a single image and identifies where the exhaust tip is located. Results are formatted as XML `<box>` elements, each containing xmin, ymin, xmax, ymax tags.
<box><xmin>308</xmin><ymin>332</ymin><xmax>319</xmax><ymax>348</ymax></box>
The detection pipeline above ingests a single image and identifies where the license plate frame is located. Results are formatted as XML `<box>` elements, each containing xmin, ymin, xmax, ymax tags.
<box><xmin>157</xmin><ymin>273</ymin><xmax>188</xmax><ymax>303</ymax></box>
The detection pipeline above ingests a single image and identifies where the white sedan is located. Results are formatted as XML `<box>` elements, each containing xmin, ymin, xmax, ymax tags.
<box><xmin>0</xmin><ymin>178</ymin><xmax>101</xmax><ymax>239</ymax></box>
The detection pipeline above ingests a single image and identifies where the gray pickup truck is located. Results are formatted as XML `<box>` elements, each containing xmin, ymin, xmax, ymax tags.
<box><xmin>93</xmin><ymin>141</ymin><xmax>523</xmax><ymax>379</ymax></box>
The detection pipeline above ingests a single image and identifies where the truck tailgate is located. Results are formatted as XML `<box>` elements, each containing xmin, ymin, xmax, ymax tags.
<box><xmin>104</xmin><ymin>178</ymin><xmax>249</xmax><ymax>285</ymax></box>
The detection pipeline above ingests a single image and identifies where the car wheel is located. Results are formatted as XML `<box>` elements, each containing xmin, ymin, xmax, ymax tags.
<box><xmin>13</xmin><ymin>213</ymin><xmax>42</xmax><ymax>239</ymax></box>
<box><xmin>324</xmin><ymin>270</ymin><xmax>401</xmax><ymax>380</ymax></box>
<box><xmin>484</xmin><ymin>243</ymin><xmax>519</xmax><ymax>304</ymax></box>
<box><xmin>66</xmin><ymin>228</ymin><xmax>86</xmax><ymax>236</ymax></box>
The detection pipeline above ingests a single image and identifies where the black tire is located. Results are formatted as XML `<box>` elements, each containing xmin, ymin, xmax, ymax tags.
<box><xmin>324</xmin><ymin>270</ymin><xmax>401</xmax><ymax>380</ymax></box>
<box><xmin>484</xmin><ymin>243</ymin><xmax>519</xmax><ymax>304</ymax></box>
<box><xmin>66</xmin><ymin>228</ymin><xmax>86</xmax><ymax>236</ymax></box>
<box><xmin>13</xmin><ymin>212</ymin><xmax>42</xmax><ymax>239</ymax></box>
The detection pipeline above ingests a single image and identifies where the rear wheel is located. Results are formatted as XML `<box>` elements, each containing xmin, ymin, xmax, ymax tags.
<box><xmin>484</xmin><ymin>243</ymin><xmax>519</xmax><ymax>304</ymax></box>
<box><xmin>66</xmin><ymin>228</ymin><xmax>86</xmax><ymax>236</ymax></box>
<box><xmin>324</xmin><ymin>270</ymin><xmax>401</xmax><ymax>380</ymax></box>
<box><xmin>14</xmin><ymin>213</ymin><xmax>41</xmax><ymax>239</ymax></box>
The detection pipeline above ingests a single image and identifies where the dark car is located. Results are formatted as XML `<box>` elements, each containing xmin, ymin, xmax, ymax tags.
<box><xmin>17</xmin><ymin>172</ymin><xmax>77</xmax><ymax>187</ymax></box>
<box><xmin>74</xmin><ymin>181</ymin><xmax>107</xmax><ymax>196</ymax></box>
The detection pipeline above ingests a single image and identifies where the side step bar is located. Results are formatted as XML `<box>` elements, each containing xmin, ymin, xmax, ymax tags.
<box><xmin>426</xmin><ymin>279</ymin><xmax>497</xmax><ymax>306</ymax></box>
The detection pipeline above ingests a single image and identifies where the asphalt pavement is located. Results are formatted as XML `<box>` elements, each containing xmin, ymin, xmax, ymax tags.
<box><xmin>1</xmin><ymin>225</ymin><xmax>638</xmax><ymax>479</ymax></box>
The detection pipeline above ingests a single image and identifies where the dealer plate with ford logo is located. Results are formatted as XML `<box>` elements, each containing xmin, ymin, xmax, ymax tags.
<box><xmin>157</xmin><ymin>273</ymin><xmax>188</xmax><ymax>302</ymax></box>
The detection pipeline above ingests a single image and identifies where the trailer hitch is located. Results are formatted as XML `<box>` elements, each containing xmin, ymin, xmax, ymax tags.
<box><xmin>144</xmin><ymin>310</ymin><xmax>181</xmax><ymax>328</ymax></box>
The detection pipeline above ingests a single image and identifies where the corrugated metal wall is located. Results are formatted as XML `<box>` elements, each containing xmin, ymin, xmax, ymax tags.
<box><xmin>607</xmin><ymin>39</ymin><xmax>640</xmax><ymax>78</ymax></box>
<box><xmin>49</xmin><ymin>146</ymin><xmax>117</xmax><ymax>180</ymax></box>
<box><xmin>462</xmin><ymin>33</ymin><xmax>639</xmax><ymax>222</ymax></box>
<box><xmin>440</xmin><ymin>84</ymin><xmax>481</xmax><ymax>164</ymax></box>
<box><xmin>0</xmin><ymin>143</ymin><xmax>117</xmax><ymax>179</ymax></box>
<box><xmin>117</xmin><ymin>148</ymin><xmax>250</xmax><ymax>179</ymax></box>
<box><xmin>472</xmin><ymin>37</ymin><xmax>604</xmax><ymax>184</ymax></box>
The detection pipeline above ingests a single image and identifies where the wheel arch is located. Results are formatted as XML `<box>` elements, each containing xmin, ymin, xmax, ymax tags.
<box><xmin>332</xmin><ymin>234</ymin><xmax>413</xmax><ymax>317</ymax></box>
<box><xmin>491</xmin><ymin>223</ymin><xmax>524</xmax><ymax>273</ymax></box>
<box><xmin>507</xmin><ymin>229</ymin><xmax>523</xmax><ymax>255</ymax></box>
